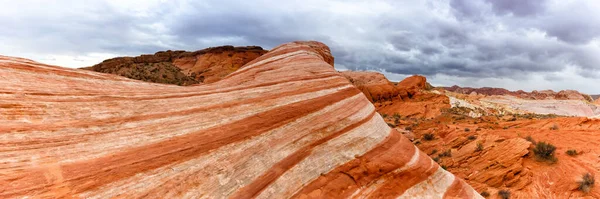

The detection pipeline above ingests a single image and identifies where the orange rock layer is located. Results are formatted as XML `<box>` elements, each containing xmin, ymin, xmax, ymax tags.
<box><xmin>0</xmin><ymin>42</ymin><xmax>480</xmax><ymax>198</ymax></box>
<box><xmin>404</xmin><ymin>114</ymin><xmax>600</xmax><ymax>198</ymax></box>
<box><xmin>341</xmin><ymin>72</ymin><xmax>450</xmax><ymax>119</ymax></box>
<box><xmin>89</xmin><ymin>45</ymin><xmax>267</xmax><ymax>85</ymax></box>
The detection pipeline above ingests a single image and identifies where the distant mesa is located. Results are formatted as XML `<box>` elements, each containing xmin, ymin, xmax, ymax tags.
<box><xmin>444</xmin><ymin>85</ymin><xmax>594</xmax><ymax>102</ymax></box>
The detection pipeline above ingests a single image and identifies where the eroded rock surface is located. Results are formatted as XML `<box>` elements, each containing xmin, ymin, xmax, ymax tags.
<box><xmin>340</xmin><ymin>71</ymin><xmax>400</xmax><ymax>103</ymax></box>
<box><xmin>385</xmin><ymin>89</ymin><xmax>600</xmax><ymax>198</ymax></box>
<box><xmin>0</xmin><ymin>42</ymin><xmax>479</xmax><ymax>198</ymax></box>
<box><xmin>342</xmin><ymin>72</ymin><xmax>449</xmax><ymax>119</ymax></box>
<box><xmin>87</xmin><ymin>45</ymin><xmax>267</xmax><ymax>85</ymax></box>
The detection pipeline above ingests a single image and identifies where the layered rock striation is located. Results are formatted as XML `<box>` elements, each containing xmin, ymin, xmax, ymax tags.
<box><xmin>444</xmin><ymin>85</ymin><xmax>594</xmax><ymax>102</ymax></box>
<box><xmin>0</xmin><ymin>42</ymin><xmax>479</xmax><ymax>198</ymax></box>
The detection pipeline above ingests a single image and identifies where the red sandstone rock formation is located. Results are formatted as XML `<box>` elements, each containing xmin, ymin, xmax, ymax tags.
<box><xmin>405</xmin><ymin>114</ymin><xmax>600</xmax><ymax>198</ymax></box>
<box><xmin>0</xmin><ymin>42</ymin><xmax>479</xmax><ymax>198</ymax></box>
<box><xmin>342</xmin><ymin>73</ymin><xmax>450</xmax><ymax>119</ymax></box>
<box><xmin>444</xmin><ymin>85</ymin><xmax>512</xmax><ymax>96</ymax></box>
<box><xmin>88</xmin><ymin>46</ymin><xmax>267</xmax><ymax>85</ymax></box>
<box><xmin>444</xmin><ymin>85</ymin><xmax>594</xmax><ymax>102</ymax></box>
<box><xmin>396</xmin><ymin>75</ymin><xmax>429</xmax><ymax>97</ymax></box>
<box><xmin>340</xmin><ymin>71</ymin><xmax>400</xmax><ymax>102</ymax></box>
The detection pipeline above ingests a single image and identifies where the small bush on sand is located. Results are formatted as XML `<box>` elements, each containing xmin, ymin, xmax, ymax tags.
<box><xmin>480</xmin><ymin>191</ymin><xmax>490</xmax><ymax>197</ymax></box>
<box><xmin>393</xmin><ymin>113</ymin><xmax>401</xmax><ymax>120</ymax></box>
<box><xmin>430</xmin><ymin>149</ymin><xmax>438</xmax><ymax>155</ymax></box>
<box><xmin>533</xmin><ymin>141</ymin><xmax>557</xmax><ymax>163</ymax></box>
<box><xmin>578</xmin><ymin>173</ymin><xmax>595</xmax><ymax>193</ymax></box>
<box><xmin>381</xmin><ymin>113</ymin><xmax>388</xmax><ymax>118</ymax></box>
<box><xmin>405</xmin><ymin>126</ymin><xmax>413</xmax><ymax>131</ymax></box>
<box><xmin>439</xmin><ymin>149</ymin><xmax>452</xmax><ymax>158</ymax></box>
<box><xmin>423</xmin><ymin>133</ymin><xmax>435</xmax><ymax>141</ymax></box>
<box><xmin>468</xmin><ymin>135</ymin><xmax>477</xmax><ymax>140</ymax></box>
<box><xmin>550</xmin><ymin>123</ymin><xmax>559</xmax><ymax>130</ymax></box>
<box><xmin>464</xmin><ymin>128</ymin><xmax>470</xmax><ymax>132</ymax></box>
<box><xmin>566</xmin><ymin>149</ymin><xmax>578</xmax><ymax>156</ymax></box>
<box><xmin>475</xmin><ymin>142</ymin><xmax>484</xmax><ymax>152</ymax></box>
<box><xmin>525</xmin><ymin>136</ymin><xmax>535</xmax><ymax>144</ymax></box>
<box><xmin>498</xmin><ymin>190</ymin><xmax>511</xmax><ymax>199</ymax></box>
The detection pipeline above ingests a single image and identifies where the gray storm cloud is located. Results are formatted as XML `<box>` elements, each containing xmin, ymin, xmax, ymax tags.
<box><xmin>0</xmin><ymin>0</ymin><xmax>599</xmax><ymax>93</ymax></box>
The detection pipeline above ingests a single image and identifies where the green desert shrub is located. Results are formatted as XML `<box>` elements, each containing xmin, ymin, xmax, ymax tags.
<box><xmin>430</xmin><ymin>149</ymin><xmax>438</xmax><ymax>155</ymax></box>
<box><xmin>525</xmin><ymin>136</ymin><xmax>535</xmax><ymax>144</ymax></box>
<box><xmin>475</xmin><ymin>142</ymin><xmax>484</xmax><ymax>152</ymax></box>
<box><xmin>423</xmin><ymin>133</ymin><xmax>435</xmax><ymax>141</ymax></box>
<box><xmin>578</xmin><ymin>173</ymin><xmax>595</xmax><ymax>193</ymax></box>
<box><xmin>498</xmin><ymin>190</ymin><xmax>511</xmax><ymax>199</ymax></box>
<box><xmin>439</xmin><ymin>149</ymin><xmax>452</xmax><ymax>158</ymax></box>
<box><xmin>480</xmin><ymin>191</ymin><xmax>490</xmax><ymax>197</ymax></box>
<box><xmin>566</xmin><ymin>149</ymin><xmax>578</xmax><ymax>156</ymax></box>
<box><xmin>533</xmin><ymin>141</ymin><xmax>557</xmax><ymax>163</ymax></box>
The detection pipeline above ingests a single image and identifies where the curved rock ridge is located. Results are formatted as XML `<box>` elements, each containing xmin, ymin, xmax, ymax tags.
<box><xmin>87</xmin><ymin>45</ymin><xmax>267</xmax><ymax>85</ymax></box>
<box><xmin>0</xmin><ymin>42</ymin><xmax>479</xmax><ymax>198</ymax></box>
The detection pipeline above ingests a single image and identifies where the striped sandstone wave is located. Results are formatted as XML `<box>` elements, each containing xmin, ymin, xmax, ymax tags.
<box><xmin>0</xmin><ymin>41</ymin><xmax>481</xmax><ymax>198</ymax></box>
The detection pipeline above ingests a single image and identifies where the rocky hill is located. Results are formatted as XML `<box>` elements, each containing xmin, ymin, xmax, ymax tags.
<box><xmin>342</xmin><ymin>72</ymin><xmax>449</xmax><ymax>119</ymax></box>
<box><xmin>86</xmin><ymin>45</ymin><xmax>267</xmax><ymax>85</ymax></box>
<box><xmin>441</xmin><ymin>86</ymin><xmax>600</xmax><ymax>117</ymax></box>
<box><xmin>0</xmin><ymin>42</ymin><xmax>479</xmax><ymax>198</ymax></box>
<box><xmin>444</xmin><ymin>85</ymin><xmax>594</xmax><ymax>102</ymax></box>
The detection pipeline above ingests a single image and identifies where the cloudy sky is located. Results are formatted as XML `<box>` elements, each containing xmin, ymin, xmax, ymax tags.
<box><xmin>2</xmin><ymin>0</ymin><xmax>600</xmax><ymax>93</ymax></box>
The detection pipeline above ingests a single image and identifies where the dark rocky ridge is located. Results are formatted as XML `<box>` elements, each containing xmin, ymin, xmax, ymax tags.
<box><xmin>85</xmin><ymin>46</ymin><xmax>267</xmax><ymax>86</ymax></box>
